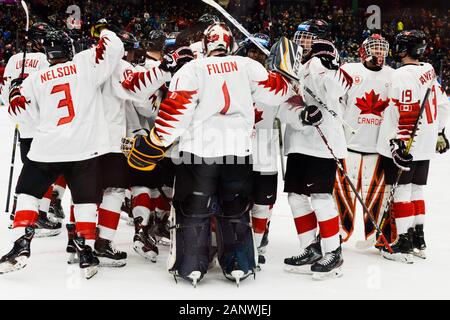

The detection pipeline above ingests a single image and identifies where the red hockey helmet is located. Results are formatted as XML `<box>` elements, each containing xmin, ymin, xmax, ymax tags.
<box><xmin>359</xmin><ymin>34</ymin><xmax>389</xmax><ymax>67</ymax></box>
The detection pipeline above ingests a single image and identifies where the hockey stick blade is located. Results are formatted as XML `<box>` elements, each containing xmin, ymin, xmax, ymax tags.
<box><xmin>201</xmin><ymin>0</ymin><xmax>270</xmax><ymax>56</ymax></box>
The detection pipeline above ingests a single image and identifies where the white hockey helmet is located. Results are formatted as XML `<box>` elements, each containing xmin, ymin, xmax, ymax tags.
<box><xmin>202</xmin><ymin>22</ymin><xmax>234</xmax><ymax>56</ymax></box>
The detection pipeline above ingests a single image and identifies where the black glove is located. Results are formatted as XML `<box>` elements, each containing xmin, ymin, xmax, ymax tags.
<box><xmin>436</xmin><ymin>129</ymin><xmax>449</xmax><ymax>154</ymax></box>
<box><xmin>390</xmin><ymin>139</ymin><xmax>413</xmax><ymax>171</ymax></box>
<box><xmin>300</xmin><ymin>105</ymin><xmax>323</xmax><ymax>126</ymax></box>
<box><xmin>160</xmin><ymin>46</ymin><xmax>194</xmax><ymax>74</ymax></box>
<box><xmin>127</xmin><ymin>128</ymin><xmax>167</xmax><ymax>171</ymax></box>
<box><xmin>309</xmin><ymin>39</ymin><xmax>340</xmax><ymax>70</ymax></box>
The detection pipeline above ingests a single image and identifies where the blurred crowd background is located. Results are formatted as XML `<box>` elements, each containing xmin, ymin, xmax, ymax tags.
<box><xmin>1</xmin><ymin>0</ymin><xmax>449</xmax><ymax>91</ymax></box>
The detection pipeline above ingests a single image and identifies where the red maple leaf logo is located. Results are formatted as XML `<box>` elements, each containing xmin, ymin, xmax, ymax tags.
<box><xmin>355</xmin><ymin>90</ymin><xmax>389</xmax><ymax>117</ymax></box>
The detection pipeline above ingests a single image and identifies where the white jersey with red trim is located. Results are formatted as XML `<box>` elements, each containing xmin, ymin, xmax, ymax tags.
<box><xmin>278</xmin><ymin>57</ymin><xmax>351</xmax><ymax>159</ymax></box>
<box><xmin>102</xmin><ymin>59</ymin><xmax>170</xmax><ymax>153</ymax></box>
<box><xmin>12</xmin><ymin>29</ymin><xmax>124</xmax><ymax>162</ymax></box>
<box><xmin>252</xmin><ymin>102</ymin><xmax>278</xmax><ymax>172</ymax></box>
<box><xmin>2</xmin><ymin>52</ymin><xmax>49</xmax><ymax>138</ymax></box>
<box><xmin>340</xmin><ymin>62</ymin><xmax>394</xmax><ymax>153</ymax></box>
<box><xmin>377</xmin><ymin>62</ymin><xmax>450</xmax><ymax>161</ymax></box>
<box><xmin>154</xmin><ymin>55</ymin><xmax>292</xmax><ymax>158</ymax></box>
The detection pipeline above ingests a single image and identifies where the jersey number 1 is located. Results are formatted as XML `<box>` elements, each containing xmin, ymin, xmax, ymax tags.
<box><xmin>51</xmin><ymin>83</ymin><xmax>75</xmax><ymax>126</ymax></box>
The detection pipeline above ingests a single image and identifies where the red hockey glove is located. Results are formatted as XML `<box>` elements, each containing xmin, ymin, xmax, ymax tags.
<box><xmin>160</xmin><ymin>46</ymin><xmax>194</xmax><ymax>74</ymax></box>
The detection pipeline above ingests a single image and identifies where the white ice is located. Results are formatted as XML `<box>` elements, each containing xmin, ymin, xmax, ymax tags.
<box><xmin>0</xmin><ymin>108</ymin><xmax>449</xmax><ymax>300</ymax></box>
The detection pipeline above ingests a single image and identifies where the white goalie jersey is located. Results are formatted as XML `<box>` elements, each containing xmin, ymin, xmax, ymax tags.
<box><xmin>377</xmin><ymin>62</ymin><xmax>450</xmax><ymax>161</ymax></box>
<box><xmin>339</xmin><ymin>62</ymin><xmax>394</xmax><ymax>153</ymax></box>
<box><xmin>154</xmin><ymin>55</ymin><xmax>292</xmax><ymax>158</ymax></box>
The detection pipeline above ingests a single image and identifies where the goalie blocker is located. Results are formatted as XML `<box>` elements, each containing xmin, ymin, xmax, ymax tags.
<box><xmin>127</xmin><ymin>129</ymin><xmax>168</xmax><ymax>171</ymax></box>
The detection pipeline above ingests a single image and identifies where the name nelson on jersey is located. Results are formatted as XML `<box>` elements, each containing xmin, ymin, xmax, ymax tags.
<box><xmin>40</xmin><ymin>65</ymin><xmax>77</xmax><ymax>83</ymax></box>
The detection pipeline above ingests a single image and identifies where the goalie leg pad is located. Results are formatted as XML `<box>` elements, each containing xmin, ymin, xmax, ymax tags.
<box><xmin>216</xmin><ymin>194</ymin><xmax>256</xmax><ymax>276</ymax></box>
<box><xmin>168</xmin><ymin>194</ymin><xmax>215</xmax><ymax>279</ymax></box>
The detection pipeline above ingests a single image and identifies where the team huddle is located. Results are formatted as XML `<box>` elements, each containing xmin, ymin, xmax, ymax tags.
<box><xmin>0</xmin><ymin>11</ymin><xmax>448</xmax><ymax>286</ymax></box>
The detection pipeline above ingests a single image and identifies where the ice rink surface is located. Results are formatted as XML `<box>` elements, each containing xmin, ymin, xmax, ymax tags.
<box><xmin>0</xmin><ymin>108</ymin><xmax>449</xmax><ymax>300</ymax></box>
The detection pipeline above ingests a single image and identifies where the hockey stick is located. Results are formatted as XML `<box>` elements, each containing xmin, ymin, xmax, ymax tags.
<box><xmin>201</xmin><ymin>0</ymin><xmax>270</xmax><ymax>56</ymax></box>
<box><xmin>5</xmin><ymin>124</ymin><xmax>19</xmax><ymax>213</ymax></box>
<box><xmin>303</xmin><ymin>86</ymin><xmax>356</xmax><ymax>134</ymax></box>
<box><xmin>6</xmin><ymin>2</ymin><xmax>28</xmax><ymax>213</ymax></box>
<box><xmin>274</xmin><ymin>118</ymin><xmax>286</xmax><ymax>180</ymax></box>
<box><xmin>19</xmin><ymin>1</ymin><xmax>30</xmax><ymax>81</ymax></box>
<box><xmin>355</xmin><ymin>79</ymin><xmax>435</xmax><ymax>250</ymax></box>
<box><xmin>315</xmin><ymin>125</ymin><xmax>393</xmax><ymax>253</ymax></box>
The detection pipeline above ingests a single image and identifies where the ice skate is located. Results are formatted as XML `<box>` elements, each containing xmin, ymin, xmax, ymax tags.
<box><xmin>74</xmin><ymin>236</ymin><xmax>99</xmax><ymax>279</ymax></box>
<box><xmin>66</xmin><ymin>224</ymin><xmax>79</xmax><ymax>264</ymax></box>
<box><xmin>48</xmin><ymin>191</ymin><xmax>65</xmax><ymax>221</ymax></box>
<box><xmin>0</xmin><ymin>227</ymin><xmax>35</xmax><ymax>274</ymax></box>
<box><xmin>95</xmin><ymin>237</ymin><xmax>127</xmax><ymax>267</ymax></box>
<box><xmin>412</xmin><ymin>224</ymin><xmax>426</xmax><ymax>259</ymax></box>
<box><xmin>224</xmin><ymin>268</ymin><xmax>254</xmax><ymax>287</ymax></box>
<box><xmin>381</xmin><ymin>229</ymin><xmax>414</xmax><ymax>264</ymax></box>
<box><xmin>34</xmin><ymin>211</ymin><xmax>62</xmax><ymax>238</ymax></box>
<box><xmin>153</xmin><ymin>214</ymin><xmax>171</xmax><ymax>246</ymax></box>
<box><xmin>133</xmin><ymin>217</ymin><xmax>158</xmax><ymax>262</ymax></box>
<box><xmin>284</xmin><ymin>240</ymin><xmax>322</xmax><ymax>274</ymax></box>
<box><xmin>311</xmin><ymin>246</ymin><xmax>344</xmax><ymax>280</ymax></box>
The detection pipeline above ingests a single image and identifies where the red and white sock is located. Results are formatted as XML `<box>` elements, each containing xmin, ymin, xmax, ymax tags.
<box><xmin>392</xmin><ymin>184</ymin><xmax>414</xmax><ymax>235</ymax></box>
<box><xmin>53</xmin><ymin>175</ymin><xmax>67</xmax><ymax>200</ymax></box>
<box><xmin>311</xmin><ymin>194</ymin><xmax>340</xmax><ymax>253</ymax></box>
<box><xmin>155</xmin><ymin>188</ymin><xmax>172</xmax><ymax>219</ymax></box>
<box><xmin>131</xmin><ymin>187</ymin><xmax>153</xmax><ymax>226</ymax></box>
<box><xmin>98</xmin><ymin>188</ymin><xmax>125</xmax><ymax>241</ymax></box>
<box><xmin>288</xmin><ymin>193</ymin><xmax>317</xmax><ymax>249</ymax></box>
<box><xmin>411</xmin><ymin>184</ymin><xmax>425</xmax><ymax>227</ymax></box>
<box><xmin>38</xmin><ymin>185</ymin><xmax>53</xmax><ymax>214</ymax></box>
<box><xmin>251</xmin><ymin>204</ymin><xmax>270</xmax><ymax>248</ymax></box>
<box><xmin>11</xmin><ymin>194</ymin><xmax>40</xmax><ymax>240</ymax></box>
<box><xmin>74</xmin><ymin>203</ymin><xmax>98</xmax><ymax>248</ymax></box>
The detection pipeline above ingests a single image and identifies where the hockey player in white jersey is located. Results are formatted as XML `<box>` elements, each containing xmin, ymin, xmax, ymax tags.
<box><xmin>377</xmin><ymin>30</ymin><xmax>449</xmax><ymax>262</ymax></box>
<box><xmin>334</xmin><ymin>34</ymin><xmax>394</xmax><ymax>243</ymax></box>
<box><xmin>236</xmin><ymin>34</ymin><xmax>277</xmax><ymax>266</ymax></box>
<box><xmin>2</xmin><ymin>22</ymin><xmax>63</xmax><ymax>236</ymax></box>
<box><xmin>0</xmin><ymin>26</ymin><xmax>124</xmax><ymax>278</ymax></box>
<box><xmin>126</xmin><ymin>41</ymin><xmax>193</xmax><ymax>262</ymax></box>
<box><xmin>88</xmin><ymin>28</ymin><xmax>172</xmax><ymax>267</ymax></box>
<box><xmin>280</xmin><ymin>36</ymin><xmax>351</xmax><ymax>279</ymax></box>
<box><xmin>127</xmin><ymin>23</ymin><xmax>292</xmax><ymax>286</ymax></box>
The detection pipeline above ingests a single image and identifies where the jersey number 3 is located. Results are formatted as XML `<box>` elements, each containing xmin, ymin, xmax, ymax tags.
<box><xmin>51</xmin><ymin>83</ymin><xmax>75</xmax><ymax>126</ymax></box>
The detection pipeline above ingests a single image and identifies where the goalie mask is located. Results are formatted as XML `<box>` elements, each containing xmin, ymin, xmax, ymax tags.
<box><xmin>203</xmin><ymin>22</ymin><xmax>234</xmax><ymax>56</ymax></box>
<box><xmin>359</xmin><ymin>34</ymin><xmax>389</xmax><ymax>67</ymax></box>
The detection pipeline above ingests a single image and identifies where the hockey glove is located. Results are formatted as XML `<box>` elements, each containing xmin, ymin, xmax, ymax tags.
<box><xmin>127</xmin><ymin>128</ymin><xmax>167</xmax><ymax>171</ymax></box>
<box><xmin>8</xmin><ymin>79</ymin><xmax>26</xmax><ymax>115</ymax></box>
<box><xmin>300</xmin><ymin>105</ymin><xmax>323</xmax><ymax>126</ymax></box>
<box><xmin>390</xmin><ymin>139</ymin><xmax>413</xmax><ymax>171</ymax></box>
<box><xmin>436</xmin><ymin>129</ymin><xmax>449</xmax><ymax>154</ymax></box>
<box><xmin>160</xmin><ymin>46</ymin><xmax>194</xmax><ymax>74</ymax></box>
<box><xmin>309</xmin><ymin>39</ymin><xmax>340</xmax><ymax>70</ymax></box>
